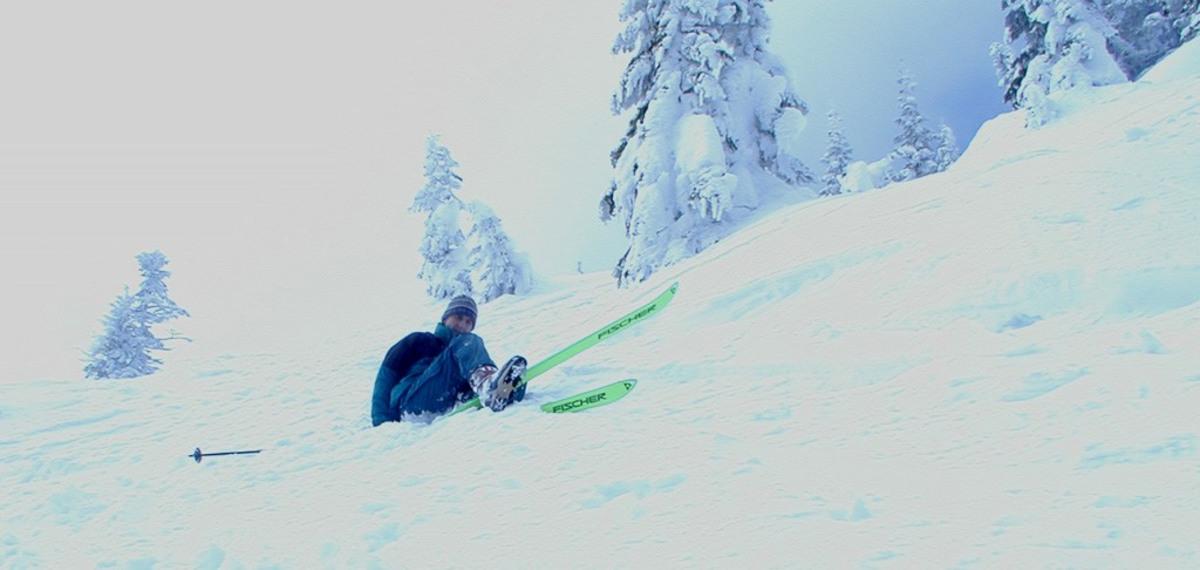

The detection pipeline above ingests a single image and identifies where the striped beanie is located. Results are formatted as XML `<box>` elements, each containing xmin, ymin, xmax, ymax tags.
<box><xmin>441</xmin><ymin>295</ymin><xmax>478</xmax><ymax>324</ymax></box>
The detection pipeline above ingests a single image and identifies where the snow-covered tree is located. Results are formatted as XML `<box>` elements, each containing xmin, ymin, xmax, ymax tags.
<box><xmin>1183</xmin><ymin>0</ymin><xmax>1200</xmax><ymax>40</ymax></box>
<box><xmin>84</xmin><ymin>251</ymin><xmax>188</xmax><ymax>380</ymax></box>
<box><xmin>418</xmin><ymin>200</ymin><xmax>473</xmax><ymax>300</ymax></box>
<box><xmin>1101</xmin><ymin>0</ymin><xmax>1196</xmax><ymax>77</ymax></box>
<box><xmin>992</xmin><ymin>1</ymin><xmax>1048</xmax><ymax>107</ymax></box>
<box><xmin>84</xmin><ymin>289</ymin><xmax>165</xmax><ymax>379</ymax></box>
<box><xmin>412</xmin><ymin>135</ymin><xmax>472</xmax><ymax>299</ymax></box>
<box><xmin>994</xmin><ymin>1</ymin><xmax>1198</xmax><ymax>99</ymax></box>
<box><xmin>411</xmin><ymin>135</ymin><xmax>464</xmax><ymax>215</ymax></box>
<box><xmin>819</xmin><ymin>110</ymin><xmax>854</xmax><ymax>196</ymax></box>
<box><xmin>466</xmin><ymin>202</ymin><xmax>531</xmax><ymax>303</ymax></box>
<box><xmin>600</xmin><ymin>0</ymin><xmax>814</xmax><ymax>286</ymax></box>
<box><xmin>991</xmin><ymin>0</ymin><xmax>1128</xmax><ymax>126</ymax></box>
<box><xmin>889</xmin><ymin>69</ymin><xmax>941</xmax><ymax>182</ymax></box>
<box><xmin>935</xmin><ymin>123</ymin><xmax>961</xmax><ymax>173</ymax></box>
<box><xmin>133</xmin><ymin>251</ymin><xmax>189</xmax><ymax>324</ymax></box>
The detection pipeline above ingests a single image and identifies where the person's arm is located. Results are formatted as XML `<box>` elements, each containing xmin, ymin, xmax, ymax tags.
<box><xmin>371</xmin><ymin>333</ymin><xmax>422</xmax><ymax>425</ymax></box>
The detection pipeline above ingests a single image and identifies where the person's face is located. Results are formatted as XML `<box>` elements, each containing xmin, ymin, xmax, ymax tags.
<box><xmin>444</xmin><ymin>313</ymin><xmax>475</xmax><ymax>334</ymax></box>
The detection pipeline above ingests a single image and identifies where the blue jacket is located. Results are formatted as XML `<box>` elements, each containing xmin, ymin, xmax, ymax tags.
<box><xmin>371</xmin><ymin>324</ymin><xmax>454</xmax><ymax>425</ymax></box>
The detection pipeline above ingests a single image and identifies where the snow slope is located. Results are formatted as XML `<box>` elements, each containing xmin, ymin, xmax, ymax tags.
<box><xmin>3</xmin><ymin>44</ymin><xmax>1199</xmax><ymax>568</ymax></box>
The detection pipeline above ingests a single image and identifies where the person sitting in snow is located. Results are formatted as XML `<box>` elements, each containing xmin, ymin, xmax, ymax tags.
<box><xmin>371</xmin><ymin>295</ymin><xmax>526</xmax><ymax>426</ymax></box>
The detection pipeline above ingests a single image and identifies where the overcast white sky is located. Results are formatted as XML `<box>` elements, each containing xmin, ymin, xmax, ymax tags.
<box><xmin>0</xmin><ymin>1</ymin><xmax>1009</xmax><ymax>377</ymax></box>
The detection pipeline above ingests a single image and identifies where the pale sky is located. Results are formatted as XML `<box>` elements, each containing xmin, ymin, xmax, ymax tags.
<box><xmin>773</xmin><ymin>1</ymin><xmax>1009</xmax><ymax>161</ymax></box>
<box><xmin>0</xmin><ymin>1</ymin><xmax>1009</xmax><ymax>378</ymax></box>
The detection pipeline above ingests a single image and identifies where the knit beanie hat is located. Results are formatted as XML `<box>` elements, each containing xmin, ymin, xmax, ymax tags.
<box><xmin>441</xmin><ymin>295</ymin><xmax>478</xmax><ymax>324</ymax></box>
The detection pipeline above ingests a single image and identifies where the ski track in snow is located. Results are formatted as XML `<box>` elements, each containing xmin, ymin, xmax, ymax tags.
<box><xmin>4</xmin><ymin>45</ymin><xmax>1200</xmax><ymax>569</ymax></box>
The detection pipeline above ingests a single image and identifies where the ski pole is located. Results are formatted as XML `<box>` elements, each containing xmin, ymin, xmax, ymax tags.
<box><xmin>190</xmin><ymin>447</ymin><xmax>262</xmax><ymax>464</ymax></box>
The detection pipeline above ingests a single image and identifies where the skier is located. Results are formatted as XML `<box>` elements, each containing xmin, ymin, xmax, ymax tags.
<box><xmin>371</xmin><ymin>295</ymin><xmax>526</xmax><ymax>426</ymax></box>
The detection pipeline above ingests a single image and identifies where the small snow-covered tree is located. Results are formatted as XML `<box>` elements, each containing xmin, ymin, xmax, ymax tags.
<box><xmin>820</xmin><ymin>110</ymin><xmax>854</xmax><ymax>196</ymax></box>
<box><xmin>412</xmin><ymin>135</ymin><xmax>472</xmax><ymax>299</ymax></box>
<box><xmin>85</xmin><ymin>251</ymin><xmax>188</xmax><ymax>380</ymax></box>
<box><xmin>889</xmin><ymin>69</ymin><xmax>941</xmax><ymax>182</ymax></box>
<box><xmin>466</xmin><ymin>202</ymin><xmax>530</xmax><ymax>303</ymax></box>
<box><xmin>935</xmin><ymin>123</ymin><xmax>960</xmax><ymax>173</ymax></box>
<box><xmin>133</xmin><ymin>251</ymin><xmax>189</xmax><ymax>325</ymax></box>
<box><xmin>600</xmin><ymin>0</ymin><xmax>814</xmax><ymax>286</ymax></box>
<box><xmin>85</xmin><ymin>289</ymin><xmax>165</xmax><ymax>379</ymax></box>
<box><xmin>418</xmin><ymin>200</ymin><xmax>473</xmax><ymax>300</ymax></box>
<box><xmin>412</xmin><ymin>135</ymin><xmax>464</xmax><ymax>215</ymax></box>
<box><xmin>992</xmin><ymin>0</ymin><xmax>1128</xmax><ymax>127</ymax></box>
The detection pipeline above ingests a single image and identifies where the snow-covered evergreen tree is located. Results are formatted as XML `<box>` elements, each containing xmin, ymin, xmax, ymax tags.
<box><xmin>411</xmin><ymin>135</ymin><xmax>464</xmax><ymax>215</ymax></box>
<box><xmin>935</xmin><ymin>123</ymin><xmax>961</xmax><ymax>173</ymax></box>
<box><xmin>412</xmin><ymin>135</ymin><xmax>472</xmax><ymax>299</ymax></box>
<box><xmin>84</xmin><ymin>251</ymin><xmax>188</xmax><ymax>380</ymax></box>
<box><xmin>84</xmin><ymin>289</ymin><xmax>165</xmax><ymax>380</ymax></box>
<box><xmin>418</xmin><ymin>200</ymin><xmax>473</xmax><ymax>300</ymax></box>
<box><xmin>133</xmin><ymin>251</ymin><xmax>189</xmax><ymax>325</ymax></box>
<box><xmin>992</xmin><ymin>1</ymin><xmax>1049</xmax><ymax>107</ymax></box>
<box><xmin>994</xmin><ymin>1</ymin><xmax>1198</xmax><ymax>97</ymax></box>
<box><xmin>820</xmin><ymin>110</ymin><xmax>854</xmax><ymax>196</ymax></box>
<box><xmin>1183</xmin><ymin>0</ymin><xmax>1200</xmax><ymax>40</ymax></box>
<box><xmin>991</xmin><ymin>0</ymin><xmax>1128</xmax><ymax>127</ymax></box>
<box><xmin>600</xmin><ymin>0</ymin><xmax>814</xmax><ymax>286</ymax></box>
<box><xmin>1101</xmin><ymin>0</ymin><xmax>1196</xmax><ymax>77</ymax></box>
<box><xmin>466</xmin><ymin>202</ymin><xmax>530</xmax><ymax>303</ymax></box>
<box><xmin>889</xmin><ymin>69</ymin><xmax>941</xmax><ymax>183</ymax></box>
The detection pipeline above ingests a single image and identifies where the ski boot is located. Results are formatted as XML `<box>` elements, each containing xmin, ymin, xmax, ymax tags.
<box><xmin>468</xmin><ymin>356</ymin><xmax>527</xmax><ymax>412</ymax></box>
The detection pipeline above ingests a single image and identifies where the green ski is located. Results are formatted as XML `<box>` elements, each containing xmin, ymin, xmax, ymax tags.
<box><xmin>541</xmin><ymin>379</ymin><xmax>637</xmax><ymax>413</ymax></box>
<box><xmin>446</xmin><ymin>282</ymin><xmax>678</xmax><ymax>417</ymax></box>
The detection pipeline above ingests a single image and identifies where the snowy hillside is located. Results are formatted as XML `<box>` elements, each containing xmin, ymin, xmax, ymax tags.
<box><xmin>3</xmin><ymin>44</ymin><xmax>1199</xmax><ymax>568</ymax></box>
